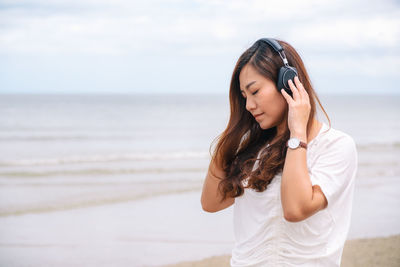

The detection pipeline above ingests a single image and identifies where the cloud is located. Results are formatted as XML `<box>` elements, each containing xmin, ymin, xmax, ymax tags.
<box><xmin>1</xmin><ymin>0</ymin><xmax>399</xmax><ymax>55</ymax></box>
<box><xmin>289</xmin><ymin>15</ymin><xmax>400</xmax><ymax>50</ymax></box>
<box><xmin>0</xmin><ymin>0</ymin><xmax>399</xmax><ymax>93</ymax></box>
<box><xmin>307</xmin><ymin>54</ymin><xmax>400</xmax><ymax>76</ymax></box>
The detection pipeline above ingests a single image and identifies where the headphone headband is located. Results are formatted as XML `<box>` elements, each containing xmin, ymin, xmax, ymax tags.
<box><xmin>255</xmin><ymin>37</ymin><xmax>298</xmax><ymax>94</ymax></box>
<box><xmin>258</xmin><ymin>38</ymin><xmax>289</xmax><ymax>67</ymax></box>
<box><xmin>258</xmin><ymin>38</ymin><xmax>283</xmax><ymax>53</ymax></box>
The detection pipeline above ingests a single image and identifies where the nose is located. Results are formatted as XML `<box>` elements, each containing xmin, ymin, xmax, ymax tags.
<box><xmin>246</xmin><ymin>96</ymin><xmax>256</xmax><ymax>112</ymax></box>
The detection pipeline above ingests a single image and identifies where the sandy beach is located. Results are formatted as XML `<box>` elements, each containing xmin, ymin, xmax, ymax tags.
<box><xmin>163</xmin><ymin>234</ymin><xmax>400</xmax><ymax>267</ymax></box>
<box><xmin>0</xmin><ymin>188</ymin><xmax>399</xmax><ymax>267</ymax></box>
<box><xmin>1</xmin><ymin>95</ymin><xmax>399</xmax><ymax>266</ymax></box>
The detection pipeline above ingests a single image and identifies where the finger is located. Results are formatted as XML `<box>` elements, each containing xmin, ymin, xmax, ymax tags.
<box><xmin>288</xmin><ymin>79</ymin><xmax>300</xmax><ymax>101</ymax></box>
<box><xmin>294</xmin><ymin>76</ymin><xmax>306</xmax><ymax>95</ymax></box>
<box><xmin>280</xmin><ymin>89</ymin><xmax>294</xmax><ymax>105</ymax></box>
<box><xmin>294</xmin><ymin>76</ymin><xmax>309</xmax><ymax>102</ymax></box>
<box><xmin>294</xmin><ymin>76</ymin><xmax>305</xmax><ymax>99</ymax></box>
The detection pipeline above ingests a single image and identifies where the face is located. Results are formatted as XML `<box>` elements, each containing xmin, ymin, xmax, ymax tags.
<box><xmin>239</xmin><ymin>63</ymin><xmax>287</xmax><ymax>130</ymax></box>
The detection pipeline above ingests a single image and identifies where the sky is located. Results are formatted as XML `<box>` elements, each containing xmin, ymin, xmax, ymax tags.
<box><xmin>0</xmin><ymin>0</ymin><xmax>399</xmax><ymax>95</ymax></box>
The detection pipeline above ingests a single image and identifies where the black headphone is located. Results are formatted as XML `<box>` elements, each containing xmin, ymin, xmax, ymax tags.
<box><xmin>257</xmin><ymin>38</ymin><xmax>298</xmax><ymax>96</ymax></box>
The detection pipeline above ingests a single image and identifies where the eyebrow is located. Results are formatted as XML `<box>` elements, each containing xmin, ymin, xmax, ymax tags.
<box><xmin>240</xmin><ymin>81</ymin><xmax>257</xmax><ymax>93</ymax></box>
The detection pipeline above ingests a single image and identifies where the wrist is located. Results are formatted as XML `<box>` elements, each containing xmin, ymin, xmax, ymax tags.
<box><xmin>290</xmin><ymin>131</ymin><xmax>307</xmax><ymax>142</ymax></box>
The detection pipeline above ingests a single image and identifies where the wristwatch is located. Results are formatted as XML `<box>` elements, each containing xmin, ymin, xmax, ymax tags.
<box><xmin>286</xmin><ymin>137</ymin><xmax>308</xmax><ymax>150</ymax></box>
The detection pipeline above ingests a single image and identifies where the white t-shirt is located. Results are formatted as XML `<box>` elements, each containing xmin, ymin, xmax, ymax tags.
<box><xmin>230</xmin><ymin>122</ymin><xmax>358</xmax><ymax>267</ymax></box>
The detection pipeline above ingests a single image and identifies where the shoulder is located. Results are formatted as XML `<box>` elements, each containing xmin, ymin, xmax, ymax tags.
<box><xmin>312</xmin><ymin>124</ymin><xmax>357</xmax><ymax>161</ymax></box>
<box><xmin>318</xmin><ymin>125</ymin><xmax>356</xmax><ymax>149</ymax></box>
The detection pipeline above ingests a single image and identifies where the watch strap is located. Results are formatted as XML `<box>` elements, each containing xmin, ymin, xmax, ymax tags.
<box><xmin>286</xmin><ymin>139</ymin><xmax>308</xmax><ymax>149</ymax></box>
<box><xmin>299</xmin><ymin>141</ymin><xmax>308</xmax><ymax>149</ymax></box>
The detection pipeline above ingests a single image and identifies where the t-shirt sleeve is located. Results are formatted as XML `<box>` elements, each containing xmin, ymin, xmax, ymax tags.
<box><xmin>309</xmin><ymin>134</ymin><xmax>358</xmax><ymax>206</ymax></box>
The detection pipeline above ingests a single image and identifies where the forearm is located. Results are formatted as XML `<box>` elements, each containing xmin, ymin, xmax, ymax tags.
<box><xmin>201</xmin><ymin>161</ymin><xmax>234</xmax><ymax>212</ymax></box>
<box><xmin>201</xmin><ymin>167</ymin><xmax>221</xmax><ymax>205</ymax></box>
<box><xmin>281</xmin><ymin>131</ymin><xmax>313</xmax><ymax>219</ymax></box>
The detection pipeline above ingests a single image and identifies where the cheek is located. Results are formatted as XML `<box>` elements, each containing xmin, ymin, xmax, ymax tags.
<box><xmin>260</xmin><ymin>90</ymin><xmax>287</xmax><ymax>114</ymax></box>
<box><xmin>276</xmin><ymin>94</ymin><xmax>288</xmax><ymax>111</ymax></box>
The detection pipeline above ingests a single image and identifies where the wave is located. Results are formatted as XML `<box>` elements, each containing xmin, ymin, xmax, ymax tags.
<box><xmin>0</xmin><ymin>151</ymin><xmax>210</xmax><ymax>167</ymax></box>
<box><xmin>355</xmin><ymin>142</ymin><xmax>400</xmax><ymax>150</ymax></box>
<box><xmin>0</xmin><ymin>132</ymin><xmax>162</xmax><ymax>141</ymax></box>
<box><xmin>0</xmin><ymin>135</ymin><xmax>139</xmax><ymax>141</ymax></box>
<box><xmin>0</xmin><ymin>167</ymin><xmax>206</xmax><ymax>177</ymax></box>
<box><xmin>2</xmin><ymin>133</ymin><xmax>399</xmax><ymax>147</ymax></box>
<box><xmin>0</xmin><ymin>129</ymin><xmax>198</xmax><ymax>142</ymax></box>
<box><xmin>0</xmin><ymin>186</ymin><xmax>202</xmax><ymax>217</ymax></box>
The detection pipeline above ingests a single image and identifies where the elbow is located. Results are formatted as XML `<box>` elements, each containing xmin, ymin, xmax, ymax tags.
<box><xmin>283</xmin><ymin>209</ymin><xmax>305</xmax><ymax>222</ymax></box>
<box><xmin>202</xmin><ymin>204</ymin><xmax>218</xmax><ymax>213</ymax></box>
<box><xmin>201</xmin><ymin>201</ymin><xmax>219</xmax><ymax>213</ymax></box>
<box><xmin>200</xmin><ymin>196</ymin><xmax>218</xmax><ymax>213</ymax></box>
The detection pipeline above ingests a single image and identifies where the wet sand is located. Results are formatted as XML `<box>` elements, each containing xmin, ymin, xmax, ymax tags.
<box><xmin>0</xmin><ymin>185</ymin><xmax>399</xmax><ymax>266</ymax></box>
<box><xmin>163</xmin><ymin>234</ymin><xmax>400</xmax><ymax>267</ymax></box>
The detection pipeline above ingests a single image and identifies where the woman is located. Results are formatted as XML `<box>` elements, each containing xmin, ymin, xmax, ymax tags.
<box><xmin>200</xmin><ymin>38</ymin><xmax>358</xmax><ymax>266</ymax></box>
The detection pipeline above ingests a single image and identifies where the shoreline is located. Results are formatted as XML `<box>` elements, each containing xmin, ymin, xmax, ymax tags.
<box><xmin>163</xmin><ymin>234</ymin><xmax>400</xmax><ymax>267</ymax></box>
<box><xmin>1</xmin><ymin>188</ymin><xmax>399</xmax><ymax>266</ymax></box>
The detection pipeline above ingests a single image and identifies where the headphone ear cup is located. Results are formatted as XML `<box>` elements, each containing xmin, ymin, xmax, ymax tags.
<box><xmin>277</xmin><ymin>66</ymin><xmax>298</xmax><ymax>96</ymax></box>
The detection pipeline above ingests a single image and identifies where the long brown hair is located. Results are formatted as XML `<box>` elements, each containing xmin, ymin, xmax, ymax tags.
<box><xmin>209</xmin><ymin>38</ymin><xmax>331</xmax><ymax>201</ymax></box>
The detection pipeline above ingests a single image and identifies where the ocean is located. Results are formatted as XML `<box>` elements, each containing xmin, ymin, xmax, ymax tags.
<box><xmin>0</xmin><ymin>93</ymin><xmax>399</xmax><ymax>266</ymax></box>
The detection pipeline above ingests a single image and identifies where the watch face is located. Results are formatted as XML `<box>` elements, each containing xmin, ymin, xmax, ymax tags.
<box><xmin>288</xmin><ymin>138</ymin><xmax>300</xmax><ymax>149</ymax></box>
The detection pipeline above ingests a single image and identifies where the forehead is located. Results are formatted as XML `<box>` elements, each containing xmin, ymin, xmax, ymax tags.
<box><xmin>239</xmin><ymin>64</ymin><xmax>259</xmax><ymax>80</ymax></box>
<box><xmin>239</xmin><ymin>64</ymin><xmax>263</xmax><ymax>89</ymax></box>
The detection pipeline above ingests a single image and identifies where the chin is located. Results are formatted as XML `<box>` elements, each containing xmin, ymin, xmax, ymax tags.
<box><xmin>258</xmin><ymin>121</ymin><xmax>270</xmax><ymax>130</ymax></box>
<box><xmin>258</xmin><ymin>119</ymin><xmax>278</xmax><ymax>131</ymax></box>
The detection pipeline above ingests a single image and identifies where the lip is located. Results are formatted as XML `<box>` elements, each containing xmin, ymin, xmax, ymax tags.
<box><xmin>254</xmin><ymin>113</ymin><xmax>264</xmax><ymax>119</ymax></box>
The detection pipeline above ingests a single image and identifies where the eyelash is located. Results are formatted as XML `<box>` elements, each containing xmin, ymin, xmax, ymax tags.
<box><xmin>242</xmin><ymin>89</ymin><xmax>259</xmax><ymax>99</ymax></box>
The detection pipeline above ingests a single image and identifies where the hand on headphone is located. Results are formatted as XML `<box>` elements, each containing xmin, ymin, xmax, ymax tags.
<box><xmin>280</xmin><ymin>76</ymin><xmax>311</xmax><ymax>136</ymax></box>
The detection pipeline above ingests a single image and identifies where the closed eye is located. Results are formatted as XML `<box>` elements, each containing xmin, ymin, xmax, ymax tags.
<box><xmin>241</xmin><ymin>89</ymin><xmax>259</xmax><ymax>98</ymax></box>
